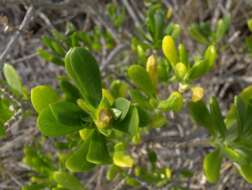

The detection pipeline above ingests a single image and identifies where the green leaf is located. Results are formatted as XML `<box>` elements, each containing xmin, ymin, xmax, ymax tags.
<box><xmin>203</xmin><ymin>148</ymin><xmax>222</xmax><ymax>183</ymax></box>
<box><xmin>31</xmin><ymin>85</ymin><xmax>59</xmax><ymax>113</ymax></box>
<box><xmin>0</xmin><ymin>98</ymin><xmax>13</xmax><ymax>137</ymax></box>
<box><xmin>106</xmin><ymin>165</ymin><xmax>120</xmax><ymax>180</ymax></box>
<box><xmin>37</xmin><ymin>102</ymin><xmax>84</xmax><ymax>137</ymax></box>
<box><xmin>129</xmin><ymin>89</ymin><xmax>152</xmax><ymax>109</ymax></box>
<box><xmin>49</xmin><ymin>101</ymin><xmax>87</xmax><ymax>126</ymax></box>
<box><xmin>65</xmin><ymin>47</ymin><xmax>102</xmax><ymax>107</ymax></box>
<box><xmin>248</xmin><ymin>19</ymin><xmax>252</xmax><ymax>32</ymax></box>
<box><xmin>110</xmin><ymin>80</ymin><xmax>128</xmax><ymax>98</ymax></box>
<box><xmin>209</xmin><ymin>97</ymin><xmax>226</xmax><ymax>138</ymax></box>
<box><xmin>186</xmin><ymin>59</ymin><xmax>209</xmax><ymax>81</ymax></box>
<box><xmin>128</xmin><ymin>65</ymin><xmax>155</xmax><ymax>97</ymax></box>
<box><xmin>53</xmin><ymin>171</ymin><xmax>85</xmax><ymax>190</ymax></box>
<box><xmin>114</xmin><ymin>97</ymin><xmax>131</xmax><ymax>120</ymax></box>
<box><xmin>204</xmin><ymin>45</ymin><xmax>217</xmax><ymax>70</ymax></box>
<box><xmin>114</xmin><ymin>106</ymin><xmax>139</xmax><ymax>136</ymax></box>
<box><xmin>188</xmin><ymin>100</ymin><xmax>213</xmax><ymax>133</ymax></box>
<box><xmin>234</xmin><ymin>96</ymin><xmax>246</xmax><ymax>135</ymax></box>
<box><xmin>174</xmin><ymin>62</ymin><xmax>187</xmax><ymax>81</ymax></box>
<box><xmin>158</xmin><ymin>91</ymin><xmax>183</xmax><ymax>112</ymax></box>
<box><xmin>215</xmin><ymin>16</ymin><xmax>230</xmax><ymax>43</ymax></box>
<box><xmin>66</xmin><ymin>139</ymin><xmax>95</xmax><ymax>172</ymax></box>
<box><xmin>178</xmin><ymin>43</ymin><xmax>189</xmax><ymax>68</ymax></box>
<box><xmin>59</xmin><ymin>79</ymin><xmax>80</xmax><ymax>101</ymax></box>
<box><xmin>86</xmin><ymin>131</ymin><xmax>111</xmax><ymax>164</ymax></box>
<box><xmin>113</xmin><ymin>143</ymin><xmax>134</xmax><ymax>168</ymax></box>
<box><xmin>188</xmin><ymin>23</ymin><xmax>209</xmax><ymax>44</ymax></box>
<box><xmin>3</xmin><ymin>64</ymin><xmax>23</xmax><ymax>95</ymax></box>
<box><xmin>225</xmin><ymin>85</ymin><xmax>252</xmax><ymax>128</ymax></box>
<box><xmin>157</xmin><ymin>59</ymin><xmax>170</xmax><ymax>82</ymax></box>
<box><xmin>37</xmin><ymin>48</ymin><xmax>64</xmax><ymax>65</ymax></box>
<box><xmin>236</xmin><ymin>163</ymin><xmax>252</xmax><ymax>184</ymax></box>
<box><xmin>223</xmin><ymin>146</ymin><xmax>248</xmax><ymax>165</ymax></box>
<box><xmin>150</xmin><ymin>112</ymin><xmax>167</xmax><ymax>128</ymax></box>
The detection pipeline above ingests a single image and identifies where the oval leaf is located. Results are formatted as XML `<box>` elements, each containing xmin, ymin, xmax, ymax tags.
<box><xmin>65</xmin><ymin>47</ymin><xmax>102</xmax><ymax>107</ymax></box>
<box><xmin>128</xmin><ymin>65</ymin><xmax>155</xmax><ymax>97</ymax></box>
<box><xmin>37</xmin><ymin>102</ymin><xmax>84</xmax><ymax>137</ymax></box>
<box><xmin>3</xmin><ymin>64</ymin><xmax>23</xmax><ymax>95</ymax></box>
<box><xmin>203</xmin><ymin>148</ymin><xmax>222</xmax><ymax>183</ymax></box>
<box><xmin>66</xmin><ymin>139</ymin><xmax>95</xmax><ymax>172</ymax></box>
<box><xmin>31</xmin><ymin>85</ymin><xmax>59</xmax><ymax>113</ymax></box>
<box><xmin>53</xmin><ymin>171</ymin><xmax>85</xmax><ymax>190</ymax></box>
<box><xmin>86</xmin><ymin>131</ymin><xmax>111</xmax><ymax>164</ymax></box>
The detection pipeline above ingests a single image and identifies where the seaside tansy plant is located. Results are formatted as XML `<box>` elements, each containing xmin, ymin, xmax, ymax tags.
<box><xmin>0</xmin><ymin>12</ymin><xmax>242</xmax><ymax>188</ymax></box>
<box><xmin>25</xmin><ymin>30</ymin><xmax>252</xmax><ymax>188</ymax></box>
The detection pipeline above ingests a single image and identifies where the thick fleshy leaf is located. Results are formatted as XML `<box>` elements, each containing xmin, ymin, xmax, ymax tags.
<box><xmin>66</xmin><ymin>138</ymin><xmax>95</xmax><ymax>172</ymax></box>
<box><xmin>236</xmin><ymin>163</ymin><xmax>252</xmax><ymax>184</ymax></box>
<box><xmin>215</xmin><ymin>16</ymin><xmax>230</xmax><ymax>43</ymax></box>
<box><xmin>188</xmin><ymin>100</ymin><xmax>213</xmax><ymax>133</ymax></box>
<box><xmin>223</xmin><ymin>146</ymin><xmax>248</xmax><ymax>165</ymax></box>
<box><xmin>53</xmin><ymin>171</ymin><xmax>85</xmax><ymax>190</ymax></box>
<box><xmin>158</xmin><ymin>91</ymin><xmax>183</xmax><ymax>112</ymax></box>
<box><xmin>113</xmin><ymin>143</ymin><xmax>134</xmax><ymax>168</ymax></box>
<box><xmin>146</xmin><ymin>55</ymin><xmax>158</xmax><ymax>88</ymax></box>
<box><xmin>203</xmin><ymin>148</ymin><xmax>222</xmax><ymax>183</ymax></box>
<box><xmin>31</xmin><ymin>85</ymin><xmax>59</xmax><ymax>113</ymax></box>
<box><xmin>209</xmin><ymin>97</ymin><xmax>226</xmax><ymax>138</ymax></box>
<box><xmin>0</xmin><ymin>98</ymin><xmax>13</xmax><ymax>137</ymax></box>
<box><xmin>106</xmin><ymin>165</ymin><xmax>120</xmax><ymax>181</ymax></box>
<box><xmin>128</xmin><ymin>65</ymin><xmax>155</xmax><ymax>97</ymax></box>
<box><xmin>162</xmin><ymin>35</ymin><xmax>178</xmax><ymax>66</ymax></box>
<box><xmin>204</xmin><ymin>45</ymin><xmax>217</xmax><ymax>70</ymax></box>
<box><xmin>234</xmin><ymin>96</ymin><xmax>246</xmax><ymax>135</ymax></box>
<box><xmin>110</xmin><ymin>80</ymin><xmax>128</xmax><ymax>98</ymax></box>
<box><xmin>248</xmin><ymin>19</ymin><xmax>252</xmax><ymax>32</ymax></box>
<box><xmin>49</xmin><ymin>101</ymin><xmax>87</xmax><ymax>126</ymax></box>
<box><xmin>114</xmin><ymin>106</ymin><xmax>139</xmax><ymax>136</ymax></box>
<box><xmin>114</xmin><ymin>97</ymin><xmax>131</xmax><ymax>120</ymax></box>
<box><xmin>186</xmin><ymin>59</ymin><xmax>209</xmax><ymax>81</ymax></box>
<box><xmin>65</xmin><ymin>47</ymin><xmax>102</xmax><ymax>107</ymax></box>
<box><xmin>129</xmin><ymin>90</ymin><xmax>152</xmax><ymax>109</ymax></box>
<box><xmin>37</xmin><ymin>102</ymin><xmax>84</xmax><ymax>137</ymax></box>
<box><xmin>59</xmin><ymin>79</ymin><xmax>80</xmax><ymax>101</ymax></box>
<box><xmin>37</xmin><ymin>48</ymin><xmax>64</xmax><ymax>65</ymax></box>
<box><xmin>188</xmin><ymin>23</ymin><xmax>209</xmax><ymax>44</ymax></box>
<box><xmin>86</xmin><ymin>131</ymin><xmax>111</xmax><ymax>164</ymax></box>
<box><xmin>174</xmin><ymin>62</ymin><xmax>187</xmax><ymax>81</ymax></box>
<box><xmin>178</xmin><ymin>43</ymin><xmax>189</xmax><ymax>68</ymax></box>
<box><xmin>3</xmin><ymin>64</ymin><xmax>23</xmax><ymax>95</ymax></box>
<box><xmin>225</xmin><ymin>85</ymin><xmax>252</xmax><ymax>128</ymax></box>
<box><xmin>150</xmin><ymin>112</ymin><xmax>167</xmax><ymax>128</ymax></box>
<box><xmin>157</xmin><ymin>59</ymin><xmax>170</xmax><ymax>82</ymax></box>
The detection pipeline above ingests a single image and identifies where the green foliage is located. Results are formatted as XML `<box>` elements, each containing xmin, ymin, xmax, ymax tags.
<box><xmin>1</xmin><ymin>3</ymin><xmax>250</xmax><ymax>189</ymax></box>
<box><xmin>203</xmin><ymin>148</ymin><xmax>222</xmax><ymax>183</ymax></box>
<box><xmin>189</xmin><ymin>15</ymin><xmax>230</xmax><ymax>45</ymax></box>
<box><xmin>3</xmin><ymin>63</ymin><xmax>24</xmax><ymax>96</ymax></box>
<box><xmin>65</xmin><ymin>47</ymin><xmax>102</xmax><ymax>107</ymax></box>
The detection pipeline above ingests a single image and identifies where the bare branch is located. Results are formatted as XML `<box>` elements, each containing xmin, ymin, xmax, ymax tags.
<box><xmin>0</xmin><ymin>6</ymin><xmax>34</xmax><ymax>69</ymax></box>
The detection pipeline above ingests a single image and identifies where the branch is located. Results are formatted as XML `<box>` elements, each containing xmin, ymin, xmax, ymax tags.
<box><xmin>0</xmin><ymin>6</ymin><xmax>34</xmax><ymax>69</ymax></box>
<box><xmin>101</xmin><ymin>43</ymin><xmax>130</xmax><ymax>71</ymax></box>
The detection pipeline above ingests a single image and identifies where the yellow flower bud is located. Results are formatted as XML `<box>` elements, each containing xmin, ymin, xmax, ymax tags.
<box><xmin>191</xmin><ymin>86</ymin><xmax>204</xmax><ymax>102</ymax></box>
<box><xmin>95</xmin><ymin>108</ymin><xmax>112</xmax><ymax>129</ymax></box>
<box><xmin>146</xmin><ymin>55</ymin><xmax>158</xmax><ymax>88</ymax></box>
<box><xmin>162</xmin><ymin>35</ymin><xmax>178</xmax><ymax>66</ymax></box>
